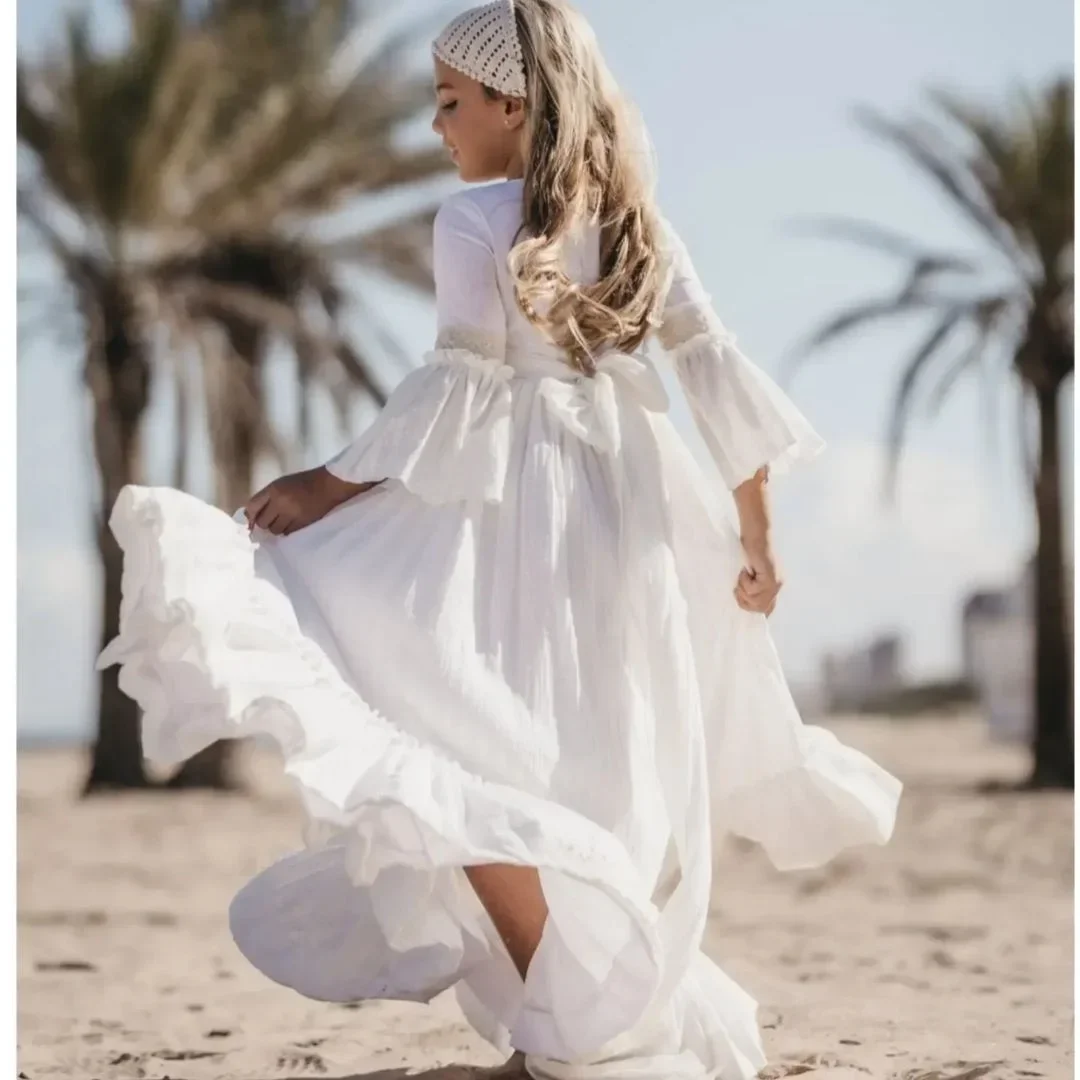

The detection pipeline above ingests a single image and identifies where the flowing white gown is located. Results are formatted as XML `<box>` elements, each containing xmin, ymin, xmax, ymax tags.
<box><xmin>98</xmin><ymin>178</ymin><xmax>901</xmax><ymax>1080</ymax></box>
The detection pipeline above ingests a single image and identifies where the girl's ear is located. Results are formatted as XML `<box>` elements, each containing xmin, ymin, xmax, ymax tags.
<box><xmin>503</xmin><ymin>96</ymin><xmax>527</xmax><ymax>131</ymax></box>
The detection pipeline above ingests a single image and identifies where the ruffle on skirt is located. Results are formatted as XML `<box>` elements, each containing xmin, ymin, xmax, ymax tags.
<box><xmin>96</xmin><ymin>485</ymin><xmax>671</xmax><ymax>1062</ymax></box>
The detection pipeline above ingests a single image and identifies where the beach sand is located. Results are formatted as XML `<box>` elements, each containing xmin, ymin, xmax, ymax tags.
<box><xmin>17</xmin><ymin>712</ymin><xmax>1072</xmax><ymax>1080</ymax></box>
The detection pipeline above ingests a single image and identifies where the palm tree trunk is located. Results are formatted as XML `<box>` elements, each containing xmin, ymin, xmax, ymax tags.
<box><xmin>1028</xmin><ymin>383</ymin><xmax>1074</xmax><ymax>789</ymax></box>
<box><xmin>83</xmin><ymin>281</ymin><xmax>154</xmax><ymax>794</ymax></box>
<box><xmin>86</xmin><ymin>510</ymin><xmax>149</xmax><ymax>792</ymax></box>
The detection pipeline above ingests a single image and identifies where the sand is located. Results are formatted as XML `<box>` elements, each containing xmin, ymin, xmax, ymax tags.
<box><xmin>17</xmin><ymin>712</ymin><xmax>1073</xmax><ymax>1080</ymax></box>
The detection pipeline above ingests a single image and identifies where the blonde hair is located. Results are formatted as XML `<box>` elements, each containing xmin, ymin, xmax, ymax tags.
<box><xmin>501</xmin><ymin>0</ymin><xmax>665</xmax><ymax>375</ymax></box>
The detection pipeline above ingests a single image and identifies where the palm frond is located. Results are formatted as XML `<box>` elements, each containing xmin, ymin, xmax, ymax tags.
<box><xmin>127</xmin><ymin>30</ymin><xmax>228</xmax><ymax>226</ymax></box>
<box><xmin>781</xmin><ymin>291</ymin><xmax>953</xmax><ymax>382</ymax></box>
<box><xmin>17</xmin><ymin>188</ymin><xmax>83</xmax><ymax>275</ymax></box>
<box><xmin>856</xmin><ymin>104</ymin><xmax>1034</xmax><ymax>276</ymax></box>
<box><xmin>787</xmin><ymin>214</ymin><xmax>979</xmax><ymax>273</ymax></box>
<box><xmin>17</xmin><ymin>65</ymin><xmax>87</xmax><ymax>211</ymax></box>
<box><xmin>881</xmin><ymin>307</ymin><xmax>968</xmax><ymax>501</ymax></box>
<box><xmin>332</xmin><ymin>339</ymin><xmax>389</xmax><ymax>409</ymax></box>
<box><xmin>795</xmin><ymin>81</ymin><xmax>1072</xmax><ymax>502</ymax></box>
<box><xmin>328</xmin><ymin>205</ymin><xmax>440</xmax><ymax>292</ymax></box>
<box><xmin>929</xmin><ymin>83</ymin><xmax>1073</xmax><ymax>285</ymax></box>
<box><xmin>20</xmin><ymin>0</ymin><xmax>448</xmax><ymax>505</ymax></box>
<box><xmin>925</xmin><ymin>295</ymin><xmax>1015</xmax><ymax>416</ymax></box>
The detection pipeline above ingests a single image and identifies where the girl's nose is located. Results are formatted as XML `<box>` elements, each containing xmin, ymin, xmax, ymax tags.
<box><xmin>432</xmin><ymin>112</ymin><xmax>442</xmax><ymax>135</ymax></box>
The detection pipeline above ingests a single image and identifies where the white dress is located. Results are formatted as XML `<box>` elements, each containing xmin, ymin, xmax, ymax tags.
<box><xmin>98</xmin><ymin>179</ymin><xmax>901</xmax><ymax>1080</ymax></box>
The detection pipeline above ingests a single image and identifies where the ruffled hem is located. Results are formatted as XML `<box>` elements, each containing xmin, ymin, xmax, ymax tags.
<box><xmin>95</xmin><ymin>484</ymin><xmax>676</xmax><ymax>1061</ymax></box>
<box><xmin>669</xmin><ymin>331</ymin><xmax>827</xmax><ymax>491</ymax></box>
<box><xmin>701</xmin><ymin>603</ymin><xmax>901</xmax><ymax>871</ymax></box>
<box><xmin>324</xmin><ymin>348</ymin><xmax>514</xmax><ymax>505</ymax></box>
<box><xmin>94</xmin><ymin>476</ymin><xmax>898</xmax><ymax>1075</ymax></box>
<box><xmin>715</xmin><ymin>724</ymin><xmax>901</xmax><ymax>871</ymax></box>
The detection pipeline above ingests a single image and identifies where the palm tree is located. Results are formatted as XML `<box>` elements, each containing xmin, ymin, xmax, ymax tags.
<box><xmin>18</xmin><ymin>0</ymin><xmax>454</xmax><ymax>792</ymax></box>
<box><xmin>789</xmin><ymin>80</ymin><xmax>1073</xmax><ymax>788</ymax></box>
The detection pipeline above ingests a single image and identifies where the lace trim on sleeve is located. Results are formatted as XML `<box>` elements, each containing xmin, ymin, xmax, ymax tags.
<box><xmin>435</xmin><ymin>324</ymin><xmax>505</xmax><ymax>359</ymax></box>
<box><xmin>656</xmin><ymin>300</ymin><xmax>729</xmax><ymax>353</ymax></box>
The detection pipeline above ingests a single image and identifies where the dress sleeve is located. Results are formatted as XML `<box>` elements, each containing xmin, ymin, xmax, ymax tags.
<box><xmin>323</xmin><ymin>195</ymin><xmax>514</xmax><ymax>505</ymax></box>
<box><xmin>656</xmin><ymin>218</ymin><xmax>826</xmax><ymax>490</ymax></box>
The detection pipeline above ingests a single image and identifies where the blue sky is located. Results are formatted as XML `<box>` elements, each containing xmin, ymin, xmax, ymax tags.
<box><xmin>17</xmin><ymin>0</ymin><xmax>1074</xmax><ymax>738</ymax></box>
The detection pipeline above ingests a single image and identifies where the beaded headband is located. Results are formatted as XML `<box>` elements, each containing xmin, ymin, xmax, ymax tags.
<box><xmin>432</xmin><ymin>1</ymin><xmax>527</xmax><ymax>99</ymax></box>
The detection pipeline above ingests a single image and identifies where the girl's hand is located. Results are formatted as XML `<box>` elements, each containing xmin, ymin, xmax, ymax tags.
<box><xmin>244</xmin><ymin>468</ymin><xmax>375</xmax><ymax>536</ymax></box>
<box><xmin>734</xmin><ymin>535</ymin><xmax>782</xmax><ymax>616</ymax></box>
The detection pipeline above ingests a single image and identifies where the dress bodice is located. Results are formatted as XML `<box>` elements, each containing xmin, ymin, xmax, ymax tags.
<box><xmin>433</xmin><ymin>178</ymin><xmax>606</xmax><ymax>378</ymax></box>
<box><xmin>324</xmin><ymin>178</ymin><xmax>825</xmax><ymax>501</ymax></box>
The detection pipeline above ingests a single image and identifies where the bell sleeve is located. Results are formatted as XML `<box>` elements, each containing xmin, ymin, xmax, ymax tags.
<box><xmin>656</xmin><ymin>219</ymin><xmax>826</xmax><ymax>490</ymax></box>
<box><xmin>323</xmin><ymin>194</ymin><xmax>514</xmax><ymax>505</ymax></box>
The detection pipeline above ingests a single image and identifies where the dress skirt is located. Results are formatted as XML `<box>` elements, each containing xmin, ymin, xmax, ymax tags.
<box><xmin>98</xmin><ymin>351</ymin><xmax>901</xmax><ymax>1080</ymax></box>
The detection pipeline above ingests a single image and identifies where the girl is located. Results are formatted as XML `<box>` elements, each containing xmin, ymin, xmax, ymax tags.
<box><xmin>99</xmin><ymin>1</ymin><xmax>902</xmax><ymax>1077</ymax></box>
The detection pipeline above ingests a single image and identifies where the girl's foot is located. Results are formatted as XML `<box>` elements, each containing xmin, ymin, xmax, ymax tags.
<box><xmin>436</xmin><ymin>1051</ymin><xmax>529</xmax><ymax>1080</ymax></box>
<box><xmin>476</xmin><ymin>1051</ymin><xmax>529</xmax><ymax>1078</ymax></box>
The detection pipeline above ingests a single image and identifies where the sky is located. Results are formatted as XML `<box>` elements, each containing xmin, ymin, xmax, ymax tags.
<box><xmin>16</xmin><ymin>0</ymin><xmax>1075</xmax><ymax>739</ymax></box>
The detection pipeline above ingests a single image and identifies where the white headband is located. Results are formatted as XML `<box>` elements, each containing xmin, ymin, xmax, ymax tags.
<box><xmin>432</xmin><ymin>1</ymin><xmax>527</xmax><ymax>99</ymax></box>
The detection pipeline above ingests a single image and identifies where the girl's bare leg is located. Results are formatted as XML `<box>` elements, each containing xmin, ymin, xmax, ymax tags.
<box><xmin>464</xmin><ymin>863</ymin><xmax>549</xmax><ymax>980</ymax></box>
<box><xmin>455</xmin><ymin>864</ymin><xmax>547</xmax><ymax>1077</ymax></box>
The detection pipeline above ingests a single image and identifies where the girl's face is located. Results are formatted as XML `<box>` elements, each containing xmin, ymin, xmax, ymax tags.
<box><xmin>432</xmin><ymin>57</ymin><xmax>526</xmax><ymax>182</ymax></box>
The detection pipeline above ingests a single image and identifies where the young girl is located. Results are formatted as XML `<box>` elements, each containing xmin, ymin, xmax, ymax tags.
<box><xmin>99</xmin><ymin>1</ymin><xmax>901</xmax><ymax>1076</ymax></box>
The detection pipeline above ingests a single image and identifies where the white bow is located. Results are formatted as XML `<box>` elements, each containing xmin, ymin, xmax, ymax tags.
<box><xmin>536</xmin><ymin>351</ymin><xmax>669</xmax><ymax>456</ymax></box>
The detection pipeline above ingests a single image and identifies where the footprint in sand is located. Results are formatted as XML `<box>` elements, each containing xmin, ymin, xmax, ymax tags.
<box><xmin>34</xmin><ymin>960</ymin><xmax>97</xmax><ymax>973</ymax></box>
<box><xmin>757</xmin><ymin>1052</ymin><xmax>871</xmax><ymax>1078</ymax></box>
<box><xmin>881</xmin><ymin>924</ymin><xmax>988</xmax><ymax>944</ymax></box>
<box><xmin>153</xmin><ymin>1048</ymin><xmax>224</xmax><ymax>1062</ymax></box>
<box><xmin>901</xmin><ymin>1062</ymin><xmax>1005</xmax><ymax>1080</ymax></box>
<box><xmin>926</xmin><ymin>948</ymin><xmax>957</xmax><ymax>968</ymax></box>
<box><xmin>106</xmin><ymin>1051</ymin><xmax>148</xmax><ymax>1075</ymax></box>
<box><xmin>276</xmin><ymin>1049</ymin><xmax>329</xmax><ymax>1074</ymax></box>
<box><xmin>759</xmin><ymin>1009</ymin><xmax>783</xmax><ymax>1031</ymax></box>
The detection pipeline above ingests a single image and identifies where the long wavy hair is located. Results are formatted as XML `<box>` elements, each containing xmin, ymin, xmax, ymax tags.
<box><xmin>499</xmin><ymin>0</ymin><xmax>666</xmax><ymax>374</ymax></box>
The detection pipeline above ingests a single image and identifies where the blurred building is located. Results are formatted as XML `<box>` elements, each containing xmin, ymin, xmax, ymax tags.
<box><xmin>962</xmin><ymin>555</ymin><xmax>1074</xmax><ymax>744</ymax></box>
<box><xmin>962</xmin><ymin>569</ymin><xmax>1031</xmax><ymax>743</ymax></box>
<box><xmin>821</xmin><ymin>634</ymin><xmax>904</xmax><ymax>714</ymax></box>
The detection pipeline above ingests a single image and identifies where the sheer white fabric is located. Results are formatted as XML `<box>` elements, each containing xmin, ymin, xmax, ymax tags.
<box><xmin>657</xmin><ymin>220</ymin><xmax>827</xmax><ymax>490</ymax></box>
<box><xmin>98</xmin><ymin>180</ymin><xmax>900</xmax><ymax>1080</ymax></box>
<box><xmin>324</xmin><ymin>198</ymin><xmax>515</xmax><ymax>505</ymax></box>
